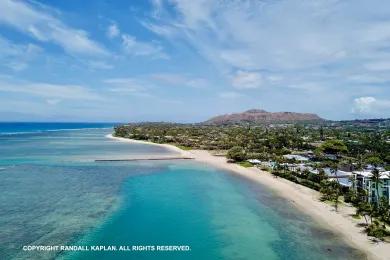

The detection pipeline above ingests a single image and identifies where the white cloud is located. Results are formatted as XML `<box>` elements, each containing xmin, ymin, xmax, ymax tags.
<box><xmin>103</xmin><ymin>78</ymin><xmax>150</xmax><ymax>96</ymax></box>
<box><xmin>121</xmin><ymin>34</ymin><xmax>167</xmax><ymax>58</ymax></box>
<box><xmin>86</xmin><ymin>60</ymin><xmax>113</xmax><ymax>70</ymax></box>
<box><xmin>151</xmin><ymin>73</ymin><xmax>188</xmax><ymax>84</ymax></box>
<box><xmin>0</xmin><ymin>35</ymin><xmax>42</xmax><ymax>71</ymax></box>
<box><xmin>150</xmin><ymin>0</ymin><xmax>164</xmax><ymax>17</ymax></box>
<box><xmin>141</xmin><ymin>22</ymin><xmax>178</xmax><ymax>38</ymax></box>
<box><xmin>169</xmin><ymin>0</ymin><xmax>217</xmax><ymax>28</ymax></box>
<box><xmin>151</xmin><ymin>73</ymin><xmax>207</xmax><ymax>87</ymax></box>
<box><xmin>218</xmin><ymin>91</ymin><xmax>243</xmax><ymax>99</ymax></box>
<box><xmin>0</xmin><ymin>79</ymin><xmax>101</xmax><ymax>101</ymax></box>
<box><xmin>46</xmin><ymin>99</ymin><xmax>61</xmax><ymax>105</ymax></box>
<box><xmin>347</xmin><ymin>74</ymin><xmax>390</xmax><ymax>84</ymax></box>
<box><xmin>365</xmin><ymin>61</ymin><xmax>390</xmax><ymax>71</ymax></box>
<box><xmin>107</xmin><ymin>23</ymin><xmax>120</xmax><ymax>39</ymax></box>
<box><xmin>104</xmin><ymin>74</ymin><xmax>207</xmax><ymax>96</ymax></box>
<box><xmin>353</xmin><ymin>96</ymin><xmax>390</xmax><ymax>115</ymax></box>
<box><xmin>186</xmin><ymin>78</ymin><xmax>208</xmax><ymax>88</ymax></box>
<box><xmin>0</xmin><ymin>0</ymin><xmax>108</xmax><ymax>56</ymax></box>
<box><xmin>146</xmin><ymin>0</ymin><xmax>355</xmax><ymax>72</ymax></box>
<box><xmin>286</xmin><ymin>82</ymin><xmax>324</xmax><ymax>92</ymax></box>
<box><xmin>231</xmin><ymin>70</ymin><xmax>263</xmax><ymax>89</ymax></box>
<box><xmin>220</xmin><ymin>50</ymin><xmax>257</xmax><ymax>70</ymax></box>
<box><xmin>145</xmin><ymin>0</ymin><xmax>390</xmax><ymax>109</ymax></box>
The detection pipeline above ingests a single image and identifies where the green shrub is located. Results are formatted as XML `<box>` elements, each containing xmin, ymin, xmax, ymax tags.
<box><xmin>238</xmin><ymin>161</ymin><xmax>253</xmax><ymax>168</ymax></box>
<box><xmin>227</xmin><ymin>146</ymin><xmax>246</xmax><ymax>162</ymax></box>
<box><xmin>366</xmin><ymin>221</ymin><xmax>390</xmax><ymax>240</ymax></box>
<box><xmin>299</xmin><ymin>179</ymin><xmax>321</xmax><ymax>191</ymax></box>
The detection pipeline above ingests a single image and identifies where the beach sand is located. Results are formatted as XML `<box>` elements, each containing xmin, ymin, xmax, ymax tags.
<box><xmin>108</xmin><ymin>135</ymin><xmax>390</xmax><ymax>260</ymax></box>
<box><xmin>106</xmin><ymin>134</ymin><xmax>193</xmax><ymax>158</ymax></box>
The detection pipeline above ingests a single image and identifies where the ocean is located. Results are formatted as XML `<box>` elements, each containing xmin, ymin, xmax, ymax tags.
<box><xmin>0</xmin><ymin>123</ymin><xmax>364</xmax><ymax>260</ymax></box>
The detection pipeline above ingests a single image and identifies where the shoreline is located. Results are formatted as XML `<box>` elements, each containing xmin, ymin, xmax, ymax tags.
<box><xmin>106</xmin><ymin>134</ymin><xmax>192</xmax><ymax>157</ymax></box>
<box><xmin>108</xmin><ymin>135</ymin><xmax>389</xmax><ymax>260</ymax></box>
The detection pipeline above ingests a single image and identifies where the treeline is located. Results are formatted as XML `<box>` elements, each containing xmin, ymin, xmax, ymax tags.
<box><xmin>114</xmin><ymin>123</ymin><xmax>390</xmax><ymax>166</ymax></box>
<box><xmin>270</xmin><ymin>166</ymin><xmax>390</xmax><ymax>239</ymax></box>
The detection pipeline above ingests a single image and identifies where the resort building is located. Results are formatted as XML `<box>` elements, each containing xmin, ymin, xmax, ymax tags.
<box><xmin>247</xmin><ymin>159</ymin><xmax>261</xmax><ymax>165</ymax></box>
<box><xmin>323</xmin><ymin>168</ymin><xmax>353</xmax><ymax>187</ymax></box>
<box><xmin>353</xmin><ymin>170</ymin><xmax>390</xmax><ymax>205</ymax></box>
<box><xmin>282</xmin><ymin>154</ymin><xmax>310</xmax><ymax>162</ymax></box>
<box><xmin>245</xmin><ymin>159</ymin><xmax>277</xmax><ymax>170</ymax></box>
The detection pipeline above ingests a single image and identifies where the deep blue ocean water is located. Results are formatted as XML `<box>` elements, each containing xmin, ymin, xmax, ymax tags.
<box><xmin>0</xmin><ymin>122</ymin><xmax>116</xmax><ymax>135</ymax></box>
<box><xmin>0</xmin><ymin>123</ymin><xmax>365</xmax><ymax>260</ymax></box>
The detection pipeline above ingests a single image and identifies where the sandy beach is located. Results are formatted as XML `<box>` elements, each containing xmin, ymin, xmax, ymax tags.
<box><xmin>108</xmin><ymin>134</ymin><xmax>390</xmax><ymax>260</ymax></box>
<box><xmin>106</xmin><ymin>134</ymin><xmax>193</xmax><ymax>158</ymax></box>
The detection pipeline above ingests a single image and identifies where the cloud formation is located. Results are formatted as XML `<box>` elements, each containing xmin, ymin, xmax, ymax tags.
<box><xmin>231</xmin><ymin>71</ymin><xmax>263</xmax><ymax>89</ymax></box>
<box><xmin>0</xmin><ymin>1</ymin><xmax>390</xmax><ymax>121</ymax></box>
<box><xmin>218</xmin><ymin>91</ymin><xmax>243</xmax><ymax>99</ymax></box>
<box><xmin>0</xmin><ymin>0</ymin><xmax>108</xmax><ymax>56</ymax></box>
<box><xmin>151</xmin><ymin>73</ymin><xmax>207</xmax><ymax>88</ymax></box>
<box><xmin>121</xmin><ymin>34</ymin><xmax>167</xmax><ymax>58</ymax></box>
<box><xmin>138</xmin><ymin>0</ymin><xmax>390</xmax><ymax>119</ymax></box>
<box><xmin>353</xmin><ymin>96</ymin><xmax>390</xmax><ymax>115</ymax></box>
<box><xmin>0</xmin><ymin>78</ymin><xmax>101</xmax><ymax>101</ymax></box>
<box><xmin>107</xmin><ymin>23</ymin><xmax>120</xmax><ymax>39</ymax></box>
<box><xmin>0</xmin><ymin>35</ymin><xmax>42</xmax><ymax>71</ymax></box>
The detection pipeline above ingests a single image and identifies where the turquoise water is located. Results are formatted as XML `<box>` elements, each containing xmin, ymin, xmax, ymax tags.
<box><xmin>0</xmin><ymin>125</ymin><xmax>365</xmax><ymax>260</ymax></box>
<box><xmin>0</xmin><ymin>122</ymin><xmax>115</xmax><ymax>135</ymax></box>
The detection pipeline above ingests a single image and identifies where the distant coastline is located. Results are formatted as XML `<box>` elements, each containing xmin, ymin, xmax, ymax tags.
<box><xmin>0</xmin><ymin>122</ymin><xmax>115</xmax><ymax>135</ymax></box>
<box><xmin>106</xmin><ymin>134</ymin><xmax>190</xmax><ymax>156</ymax></box>
<box><xmin>109</xmin><ymin>134</ymin><xmax>390</xmax><ymax>260</ymax></box>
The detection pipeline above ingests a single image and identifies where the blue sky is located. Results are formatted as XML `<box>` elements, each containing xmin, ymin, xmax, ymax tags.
<box><xmin>0</xmin><ymin>0</ymin><xmax>389</xmax><ymax>122</ymax></box>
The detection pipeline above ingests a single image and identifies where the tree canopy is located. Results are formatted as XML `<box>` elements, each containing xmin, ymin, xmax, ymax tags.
<box><xmin>226</xmin><ymin>146</ymin><xmax>246</xmax><ymax>162</ymax></box>
<box><xmin>319</xmin><ymin>139</ymin><xmax>347</xmax><ymax>156</ymax></box>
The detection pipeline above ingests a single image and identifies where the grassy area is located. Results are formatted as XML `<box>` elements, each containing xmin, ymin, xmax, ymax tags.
<box><xmin>174</xmin><ymin>145</ymin><xmax>193</xmax><ymax>150</ymax></box>
<box><xmin>237</xmin><ymin>161</ymin><xmax>254</xmax><ymax>168</ymax></box>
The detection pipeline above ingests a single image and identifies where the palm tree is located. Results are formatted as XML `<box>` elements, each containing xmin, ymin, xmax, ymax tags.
<box><xmin>348</xmin><ymin>174</ymin><xmax>357</xmax><ymax>191</ymax></box>
<box><xmin>356</xmin><ymin>153</ymin><xmax>364</xmax><ymax>170</ymax></box>
<box><xmin>371</xmin><ymin>168</ymin><xmax>381</xmax><ymax>205</ymax></box>
<box><xmin>346</xmin><ymin>174</ymin><xmax>358</xmax><ymax>204</ymax></box>
<box><xmin>356</xmin><ymin>202</ymin><xmax>373</xmax><ymax>225</ymax></box>
<box><xmin>329</xmin><ymin>162</ymin><xmax>341</xmax><ymax>212</ymax></box>
<box><xmin>365</xmin><ymin>156</ymin><xmax>383</xmax><ymax>205</ymax></box>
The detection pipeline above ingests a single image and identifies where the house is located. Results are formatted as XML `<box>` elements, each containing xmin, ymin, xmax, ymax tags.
<box><xmin>364</xmin><ymin>164</ymin><xmax>385</xmax><ymax>172</ymax></box>
<box><xmin>353</xmin><ymin>170</ymin><xmax>390</xmax><ymax>205</ymax></box>
<box><xmin>308</xmin><ymin>168</ymin><xmax>319</xmax><ymax>175</ymax></box>
<box><xmin>323</xmin><ymin>168</ymin><xmax>353</xmax><ymax>187</ymax></box>
<box><xmin>302</xmin><ymin>150</ymin><xmax>315</xmax><ymax>159</ymax></box>
<box><xmin>278</xmin><ymin>162</ymin><xmax>319</xmax><ymax>175</ymax></box>
<box><xmin>323</xmin><ymin>153</ymin><xmax>337</xmax><ymax>160</ymax></box>
<box><xmin>259</xmin><ymin>160</ymin><xmax>277</xmax><ymax>169</ymax></box>
<box><xmin>279</xmin><ymin>163</ymin><xmax>299</xmax><ymax>172</ymax></box>
<box><xmin>283</xmin><ymin>154</ymin><xmax>310</xmax><ymax>162</ymax></box>
<box><xmin>246</xmin><ymin>159</ymin><xmax>281</xmax><ymax>169</ymax></box>
<box><xmin>247</xmin><ymin>159</ymin><xmax>261</xmax><ymax>165</ymax></box>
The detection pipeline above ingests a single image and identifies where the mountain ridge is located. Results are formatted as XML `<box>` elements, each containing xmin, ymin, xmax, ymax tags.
<box><xmin>204</xmin><ymin>109</ymin><xmax>324</xmax><ymax>124</ymax></box>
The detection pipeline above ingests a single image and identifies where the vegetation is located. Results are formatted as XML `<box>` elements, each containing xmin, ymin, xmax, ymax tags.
<box><xmin>271</xmin><ymin>170</ymin><xmax>322</xmax><ymax>191</ymax></box>
<box><xmin>318</xmin><ymin>139</ymin><xmax>347</xmax><ymax>157</ymax></box>
<box><xmin>320</xmin><ymin>180</ymin><xmax>342</xmax><ymax>211</ymax></box>
<box><xmin>366</xmin><ymin>220</ymin><xmax>390</xmax><ymax>240</ymax></box>
<box><xmin>237</xmin><ymin>161</ymin><xmax>254</xmax><ymax>168</ymax></box>
<box><xmin>227</xmin><ymin>146</ymin><xmax>246</xmax><ymax>162</ymax></box>
<box><xmin>114</xmin><ymin>120</ymin><xmax>389</xmax><ymax>163</ymax></box>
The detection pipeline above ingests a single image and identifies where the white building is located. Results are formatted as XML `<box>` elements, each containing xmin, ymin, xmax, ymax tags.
<box><xmin>283</xmin><ymin>154</ymin><xmax>310</xmax><ymax>162</ymax></box>
<box><xmin>353</xmin><ymin>170</ymin><xmax>390</xmax><ymax>205</ymax></box>
<box><xmin>247</xmin><ymin>159</ymin><xmax>261</xmax><ymax>164</ymax></box>
<box><xmin>323</xmin><ymin>168</ymin><xmax>353</xmax><ymax>187</ymax></box>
